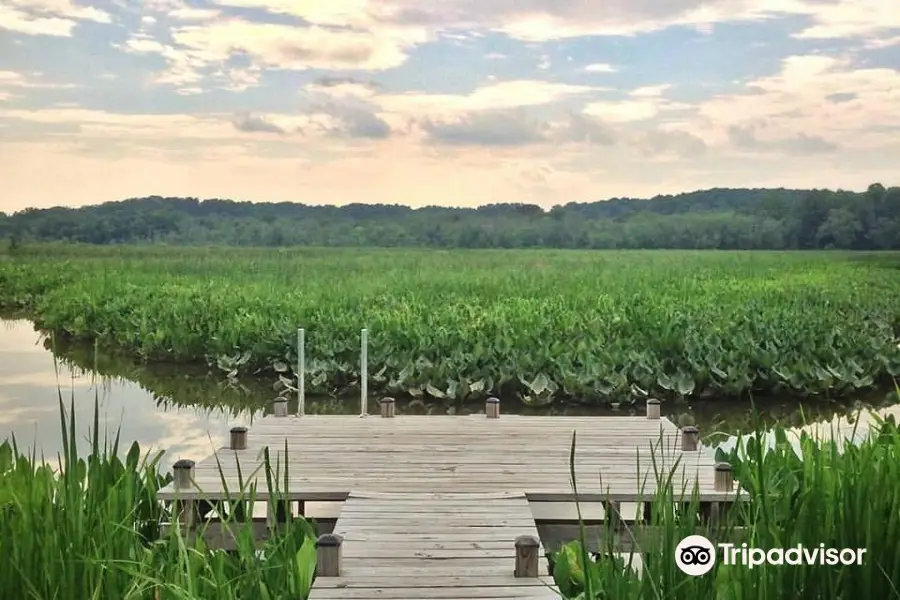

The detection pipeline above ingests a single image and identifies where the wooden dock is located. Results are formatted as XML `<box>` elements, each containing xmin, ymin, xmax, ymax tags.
<box><xmin>158</xmin><ymin>398</ymin><xmax>740</xmax><ymax>599</ymax></box>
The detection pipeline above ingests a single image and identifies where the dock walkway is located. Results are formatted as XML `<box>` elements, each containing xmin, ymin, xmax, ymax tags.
<box><xmin>310</xmin><ymin>491</ymin><xmax>556</xmax><ymax>599</ymax></box>
<box><xmin>157</xmin><ymin>401</ymin><xmax>739</xmax><ymax>599</ymax></box>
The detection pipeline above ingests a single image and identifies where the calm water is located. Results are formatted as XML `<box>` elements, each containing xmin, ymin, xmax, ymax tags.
<box><xmin>1</xmin><ymin>319</ymin><xmax>898</xmax><ymax>469</ymax></box>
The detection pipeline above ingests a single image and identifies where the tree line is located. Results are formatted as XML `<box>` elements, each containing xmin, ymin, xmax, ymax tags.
<box><xmin>2</xmin><ymin>183</ymin><xmax>898</xmax><ymax>250</ymax></box>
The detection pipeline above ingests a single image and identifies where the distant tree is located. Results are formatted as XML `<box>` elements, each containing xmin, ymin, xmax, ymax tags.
<box><xmin>2</xmin><ymin>185</ymin><xmax>898</xmax><ymax>251</ymax></box>
<box><xmin>816</xmin><ymin>208</ymin><xmax>862</xmax><ymax>248</ymax></box>
<box><xmin>7</xmin><ymin>233</ymin><xmax>21</xmax><ymax>253</ymax></box>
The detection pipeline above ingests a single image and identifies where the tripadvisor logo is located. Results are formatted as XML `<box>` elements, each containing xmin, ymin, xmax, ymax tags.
<box><xmin>675</xmin><ymin>535</ymin><xmax>867</xmax><ymax>576</ymax></box>
<box><xmin>675</xmin><ymin>535</ymin><xmax>717</xmax><ymax>576</ymax></box>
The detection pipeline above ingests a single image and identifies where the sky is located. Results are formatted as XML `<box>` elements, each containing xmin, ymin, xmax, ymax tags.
<box><xmin>1</xmin><ymin>0</ymin><xmax>899</xmax><ymax>212</ymax></box>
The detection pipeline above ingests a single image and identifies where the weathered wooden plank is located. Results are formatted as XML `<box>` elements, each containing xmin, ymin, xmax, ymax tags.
<box><xmin>333</xmin><ymin>519</ymin><xmax>537</xmax><ymax>527</ymax></box>
<box><xmin>174</xmin><ymin>469</ymin><xmax>718</xmax><ymax>481</ymax></box>
<box><xmin>162</xmin><ymin>480</ymin><xmax>723</xmax><ymax>492</ymax></box>
<box><xmin>338</xmin><ymin>541</ymin><xmax>530</xmax><ymax>550</ymax></box>
<box><xmin>157</xmin><ymin>490</ymin><xmax>741</xmax><ymax>502</ymax></box>
<box><xmin>337</xmin><ymin>564</ymin><xmax>541</xmax><ymax>576</ymax></box>
<box><xmin>188</xmin><ymin>451</ymin><xmax>693</xmax><ymax>462</ymax></box>
<box><xmin>329</xmin><ymin>527</ymin><xmax>542</xmax><ymax>535</ymax></box>
<box><xmin>339</xmin><ymin>558</ymin><xmax>525</xmax><ymax>568</ymax></box>
<box><xmin>338</xmin><ymin>549</ymin><xmax>520</xmax><ymax>559</ymax></box>
<box><xmin>187</xmin><ymin>465</ymin><xmax>709</xmax><ymax>476</ymax></box>
<box><xmin>339</xmin><ymin>533</ymin><xmax>539</xmax><ymax>542</ymax></box>
<box><xmin>189</xmin><ymin>455</ymin><xmax>697</xmax><ymax>466</ymax></box>
<box><xmin>308</xmin><ymin>587</ymin><xmax>559</xmax><ymax>599</ymax></box>
<box><xmin>312</xmin><ymin>576</ymin><xmax>557</xmax><ymax>588</ymax></box>
<box><xmin>157</xmin><ymin>489</ymin><xmax>742</xmax><ymax>503</ymax></box>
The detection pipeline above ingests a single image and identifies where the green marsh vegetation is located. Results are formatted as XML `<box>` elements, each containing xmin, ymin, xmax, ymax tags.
<box><xmin>0</xmin><ymin>389</ymin><xmax>318</xmax><ymax>600</ymax></box>
<box><xmin>0</xmin><ymin>245</ymin><xmax>898</xmax><ymax>407</ymax></box>
<box><xmin>550</xmin><ymin>398</ymin><xmax>900</xmax><ymax>599</ymax></box>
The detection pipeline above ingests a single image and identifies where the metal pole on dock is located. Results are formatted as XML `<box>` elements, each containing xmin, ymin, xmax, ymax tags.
<box><xmin>297</xmin><ymin>328</ymin><xmax>305</xmax><ymax>416</ymax></box>
<box><xmin>360</xmin><ymin>328</ymin><xmax>368</xmax><ymax>417</ymax></box>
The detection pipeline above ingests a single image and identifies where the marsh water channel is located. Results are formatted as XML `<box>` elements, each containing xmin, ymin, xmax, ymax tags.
<box><xmin>2</xmin><ymin>318</ymin><xmax>899</xmax><ymax>471</ymax></box>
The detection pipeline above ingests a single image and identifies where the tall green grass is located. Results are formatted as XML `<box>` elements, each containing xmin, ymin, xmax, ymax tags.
<box><xmin>0</xmin><ymin>390</ymin><xmax>318</xmax><ymax>600</ymax></box>
<box><xmin>550</xmin><ymin>405</ymin><xmax>900</xmax><ymax>599</ymax></box>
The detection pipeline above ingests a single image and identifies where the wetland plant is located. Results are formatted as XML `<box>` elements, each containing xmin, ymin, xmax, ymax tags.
<box><xmin>0</xmin><ymin>389</ymin><xmax>318</xmax><ymax>600</ymax></box>
<box><xmin>550</xmin><ymin>403</ymin><xmax>900</xmax><ymax>599</ymax></box>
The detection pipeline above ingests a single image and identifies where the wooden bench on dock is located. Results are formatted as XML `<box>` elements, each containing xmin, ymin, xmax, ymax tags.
<box><xmin>157</xmin><ymin>398</ymin><xmax>742</xmax><ymax>600</ymax></box>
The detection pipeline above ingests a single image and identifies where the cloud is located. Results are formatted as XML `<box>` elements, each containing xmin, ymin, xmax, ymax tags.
<box><xmin>419</xmin><ymin>109</ymin><xmax>548</xmax><ymax>146</ymax></box>
<box><xmin>0</xmin><ymin>0</ymin><xmax>110</xmax><ymax>36</ymax></box>
<box><xmin>584</xmin><ymin>63</ymin><xmax>617</xmax><ymax>73</ymax></box>
<box><xmin>305</xmin><ymin>77</ymin><xmax>381</xmax><ymax>99</ymax></box>
<box><xmin>789</xmin><ymin>0</ymin><xmax>900</xmax><ymax>40</ymax></box>
<box><xmin>637</xmin><ymin>129</ymin><xmax>708</xmax><ymax>158</ymax></box>
<box><xmin>727</xmin><ymin>124</ymin><xmax>837</xmax><ymax>155</ymax></box>
<box><xmin>198</xmin><ymin>0</ymin><xmax>886</xmax><ymax>41</ymax></box>
<box><xmin>584</xmin><ymin>85</ymin><xmax>686</xmax><ymax>123</ymax></box>
<box><xmin>191</xmin><ymin>0</ymin><xmax>900</xmax><ymax>50</ymax></box>
<box><xmin>311</xmin><ymin>103</ymin><xmax>392</xmax><ymax>139</ymax></box>
<box><xmin>553</xmin><ymin>112</ymin><xmax>617</xmax><ymax>145</ymax></box>
<box><xmin>630</xmin><ymin>85</ymin><xmax>671</xmax><ymax>97</ymax></box>
<box><xmin>232</xmin><ymin>112</ymin><xmax>286</xmax><ymax>134</ymax></box>
<box><xmin>417</xmin><ymin>107</ymin><xmax>620</xmax><ymax>149</ymax></box>
<box><xmin>375</xmin><ymin>80</ymin><xmax>599</xmax><ymax>119</ymax></box>
<box><xmin>0</xmin><ymin>70</ymin><xmax>80</xmax><ymax>99</ymax></box>
<box><xmin>695</xmin><ymin>54</ymin><xmax>900</xmax><ymax>148</ymax></box>
<box><xmin>209</xmin><ymin>0</ymin><xmax>375</xmax><ymax>28</ymax></box>
<box><xmin>169</xmin><ymin>7</ymin><xmax>221</xmax><ymax>21</ymax></box>
<box><xmin>169</xmin><ymin>20</ymin><xmax>428</xmax><ymax>72</ymax></box>
<box><xmin>864</xmin><ymin>35</ymin><xmax>900</xmax><ymax>49</ymax></box>
<box><xmin>118</xmin><ymin>9</ymin><xmax>429</xmax><ymax>92</ymax></box>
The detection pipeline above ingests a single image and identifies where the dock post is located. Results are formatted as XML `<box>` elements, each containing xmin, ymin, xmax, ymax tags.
<box><xmin>705</xmin><ymin>462</ymin><xmax>735</xmax><ymax>525</ymax></box>
<box><xmin>360</xmin><ymin>328</ymin><xmax>368</xmax><ymax>417</ymax></box>
<box><xmin>646</xmin><ymin>398</ymin><xmax>660</xmax><ymax>419</ymax></box>
<box><xmin>230</xmin><ymin>426</ymin><xmax>247</xmax><ymax>450</ymax></box>
<box><xmin>172</xmin><ymin>459</ymin><xmax>197</xmax><ymax>528</ymax></box>
<box><xmin>514</xmin><ymin>535</ymin><xmax>540</xmax><ymax>577</ymax></box>
<box><xmin>297</xmin><ymin>327</ymin><xmax>305</xmax><ymax>416</ymax></box>
<box><xmin>681</xmin><ymin>426</ymin><xmax>699</xmax><ymax>451</ymax></box>
<box><xmin>486</xmin><ymin>396</ymin><xmax>500</xmax><ymax>419</ymax></box>
<box><xmin>714</xmin><ymin>462</ymin><xmax>734</xmax><ymax>491</ymax></box>
<box><xmin>317</xmin><ymin>533</ymin><xmax>344</xmax><ymax>576</ymax></box>
<box><xmin>381</xmin><ymin>396</ymin><xmax>395</xmax><ymax>418</ymax></box>
<box><xmin>273</xmin><ymin>397</ymin><xmax>288</xmax><ymax>417</ymax></box>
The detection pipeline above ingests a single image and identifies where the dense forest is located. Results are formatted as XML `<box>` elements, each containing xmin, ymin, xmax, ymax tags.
<box><xmin>2</xmin><ymin>183</ymin><xmax>898</xmax><ymax>249</ymax></box>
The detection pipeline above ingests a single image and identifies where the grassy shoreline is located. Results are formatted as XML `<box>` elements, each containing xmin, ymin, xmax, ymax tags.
<box><xmin>0</xmin><ymin>395</ymin><xmax>318</xmax><ymax>600</ymax></box>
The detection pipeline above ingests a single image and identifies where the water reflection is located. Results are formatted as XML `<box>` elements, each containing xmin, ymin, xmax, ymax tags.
<box><xmin>1</xmin><ymin>319</ymin><xmax>898</xmax><ymax>468</ymax></box>
<box><xmin>0</xmin><ymin>319</ymin><xmax>242</xmax><ymax>468</ymax></box>
<box><xmin>715</xmin><ymin>401</ymin><xmax>900</xmax><ymax>457</ymax></box>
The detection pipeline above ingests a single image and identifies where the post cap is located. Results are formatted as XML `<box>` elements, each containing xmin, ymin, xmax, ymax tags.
<box><xmin>317</xmin><ymin>533</ymin><xmax>344</xmax><ymax>547</ymax></box>
<box><xmin>647</xmin><ymin>398</ymin><xmax>660</xmax><ymax>405</ymax></box>
<box><xmin>173</xmin><ymin>459</ymin><xmax>195</xmax><ymax>470</ymax></box>
<box><xmin>381</xmin><ymin>397</ymin><xmax>395</xmax><ymax>404</ymax></box>
<box><xmin>273</xmin><ymin>396</ymin><xmax>288</xmax><ymax>403</ymax></box>
<box><xmin>682</xmin><ymin>426</ymin><xmax>699</xmax><ymax>434</ymax></box>
<box><xmin>514</xmin><ymin>535</ymin><xmax>540</xmax><ymax>548</ymax></box>
<box><xmin>715</xmin><ymin>462</ymin><xmax>733</xmax><ymax>472</ymax></box>
<box><xmin>230</xmin><ymin>426</ymin><xmax>248</xmax><ymax>434</ymax></box>
<box><xmin>486</xmin><ymin>397</ymin><xmax>500</xmax><ymax>404</ymax></box>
